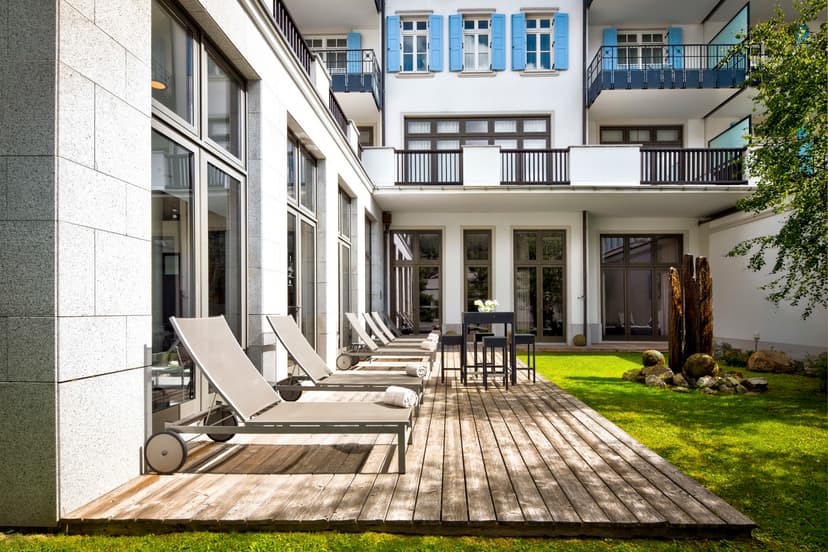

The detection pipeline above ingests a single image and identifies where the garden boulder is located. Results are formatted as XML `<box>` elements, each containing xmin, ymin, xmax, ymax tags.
<box><xmin>748</xmin><ymin>350</ymin><xmax>794</xmax><ymax>373</ymax></box>
<box><xmin>683</xmin><ymin>353</ymin><xmax>720</xmax><ymax>379</ymax></box>
<box><xmin>642</xmin><ymin>349</ymin><xmax>665</xmax><ymax>367</ymax></box>
<box><xmin>642</xmin><ymin>363</ymin><xmax>672</xmax><ymax>378</ymax></box>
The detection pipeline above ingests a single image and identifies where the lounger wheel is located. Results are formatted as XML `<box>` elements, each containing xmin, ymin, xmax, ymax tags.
<box><xmin>336</xmin><ymin>354</ymin><xmax>353</xmax><ymax>371</ymax></box>
<box><xmin>205</xmin><ymin>405</ymin><xmax>237</xmax><ymax>442</ymax></box>
<box><xmin>145</xmin><ymin>430</ymin><xmax>187</xmax><ymax>474</ymax></box>
<box><xmin>276</xmin><ymin>376</ymin><xmax>303</xmax><ymax>402</ymax></box>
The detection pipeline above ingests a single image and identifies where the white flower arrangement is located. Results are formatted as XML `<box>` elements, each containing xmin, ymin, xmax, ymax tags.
<box><xmin>474</xmin><ymin>299</ymin><xmax>499</xmax><ymax>312</ymax></box>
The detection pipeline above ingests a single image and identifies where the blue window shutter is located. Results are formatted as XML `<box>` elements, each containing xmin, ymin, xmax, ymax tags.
<box><xmin>668</xmin><ymin>27</ymin><xmax>683</xmax><ymax>69</ymax></box>
<box><xmin>491</xmin><ymin>14</ymin><xmax>506</xmax><ymax>70</ymax></box>
<box><xmin>429</xmin><ymin>15</ymin><xmax>443</xmax><ymax>71</ymax></box>
<box><xmin>386</xmin><ymin>16</ymin><xmax>400</xmax><ymax>73</ymax></box>
<box><xmin>602</xmin><ymin>28</ymin><xmax>617</xmax><ymax>71</ymax></box>
<box><xmin>553</xmin><ymin>13</ymin><xmax>569</xmax><ymax>70</ymax></box>
<box><xmin>511</xmin><ymin>13</ymin><xmax>526</xmax><ymax>71</ymax></box>
<box><xmin>347</xmin><ymin>32</ymin><xmax>361</xmax><ymax>74</ymax></box>
<box><xmin>449</xmin><ymin>14</ymin><xmax>462</xmax><ymax>71</ymax></box>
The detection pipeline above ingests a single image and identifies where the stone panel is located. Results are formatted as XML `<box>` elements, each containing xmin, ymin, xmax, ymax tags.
<box><xmin>6</xmin><ymin>156</ymin><xmax>55</xmax><ymax>221</ymax></box>
<box><xmin>64</xmin><ymin>0</ymin><xmax>94</xmax><ymax>20</ymax></box>
<box><xmin>0</xmin><ymin>382</ymin><xmax>57</xmax><ymax>526</ymax></box>
<box><xmin>57</xmin><ymin>316</ymin><xmax>125</xmax><ymax>381</ymax></box>
<box><xmin>94</xmin><ymin>0</ymin><xmax>151</xmax><ymax>64</ymax></box>
<box><xmin>94</xmin><ymin>88</ymin><xmax>151</xmax><ymax>188</ymax></box>
<box><xmin>6</xmin><ymin>317</ymin><xmax>56</xmax><ymax>382</ymax></box>
<box><xmin>58</xmin><ymin>159</ymin><xmax>126</xmax><ymax>234</ymax></box>
<box><xmin>56</xmin><ymin>222</ymin><xmax>95</xmax><ymax>317</ymax></box>
<box><xmin>125</xmin><ymin>183</ymin><xmax>150</xmax><ymax>241</ymax></box>
<box><xmin>7</xmin><ymin>0</ymin><xmax>56</xmax><ymax>62</ymax></box>
<box><xmin>58</xmin><ymin>1</ymin><xmax>125</xmax><ymax>98</ymax></box>
<box><xmin>126</xmin><ymin>315</ymin><xmax>151</xmax><ymax>369</ymax></box>
<box><xmin>0</xmin><ymin>157</ymin><xmax>7</xmax><ymax>216</ymax></box>
<box><xmin>58</xmin><ymin>369</ymin><xmax>144</xmax><ymax>516</ymax></box>
<box><xmin>95</xmin><ymin>231</ymin><xmax>151</xmax><ymax>316</ymax></box>
<box><xmin>0</xmin><ymin>221</ymin><xmax>55</xmax><ymax>317</ymax></box>
<box><xmin>0</xmin><ymin>2</ymin><xmax>7</xmax><ymax>61</ymax></box>
<box><xmin>57</xmin><ymin>63</ymin><xmax>95</xmax><ymax>168</ymax></box>
<box><xmin>0</xmin><ymin>318</ymin><xmax>7</xmax><ymax>381</ymax></box>
<box><xmin>125</xmin><ymin>51</ymin><xmax>151</xmax><ymax>116</ymax></box>
<box><xmin>0</xmin><ymin>61</ymin><xmax>56</xmax><ymax>156</ymax></box>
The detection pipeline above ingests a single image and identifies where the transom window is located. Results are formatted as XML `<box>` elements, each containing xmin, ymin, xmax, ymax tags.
<box><xmin>307</xmin><ymin>36</ymin><xmax>348</xmax><ymax>73</ymax></box>
<box><xmin>526</xmin><ymin>15</ymin><xmax>554</xmax><ymax>71</ymax></box>
<box><xmin>405</xmin><ymin>116</ymin><xmax>550</xmax><ymax>150</ymax></box>
<box><xmin>617</xmin><ymin>30</ymin><xmax>666</xmax><ymax>68</ymax></box>
<box><xmin>463</xmin><ymin>17</ymin><xmax>490</xmax><ymax>71</ymax></box>
<box><xmin>401</xmin><ymin>18</ymin><xmax>428</xmax><ymax>72</ymax></box>
<box><xmin>600</xmin><ymin>125</ymin><xmax>682</xmax><ymax>147</ymax></box>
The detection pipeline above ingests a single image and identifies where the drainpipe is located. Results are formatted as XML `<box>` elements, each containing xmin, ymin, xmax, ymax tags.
<box><xmin>582</xmin><ymin>210</ymin><xmax>588</xmax><ymax>344</ymax></box>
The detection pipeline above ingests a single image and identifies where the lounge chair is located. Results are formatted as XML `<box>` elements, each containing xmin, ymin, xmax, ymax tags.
<box><xmin>365</xmin><ymin>312</ymin><xmax>423</xmax><ymax>345</ymax></box>
<box><xmin>338</xmin><ymin>312</ymin><xmax>437</xmax><ymax>370</ymax></box>
<box><xmin>144</xmin><ymin>315</ymin><xmax>413</xmax><ymax>475</ymax></box>
<box><xmin>266</xmin><ymin>314</ymin><xmax>425</xmax><ymax>410</ymax></box>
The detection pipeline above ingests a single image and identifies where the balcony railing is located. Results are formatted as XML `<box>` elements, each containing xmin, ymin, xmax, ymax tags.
<box><xmin>317</xmin><ymin>49</ymin><xmax>383</xmax><ymax>109</ymax></box>
<box><xmin>586</xmin><ymin>43</ymin><xmax>747</xmax><ymax>105</ymax></box>
<box><xmin>641</xmin><ymin>148</ymin><xmax>746</xmax><ymax>185</ymax></box>
<box><xmin>395</xmin><ymin>150</ymin><xmax>463</xmax><ymax>185</ymax></box>
<box><xmin>501</xmin><ymin>149</ymin><xmax>570</xmax><ymax>184</ymax></box>
<box><xmin>260</xmin><ymin>0</ymin><xmax>313</xmax><ymax>75</ymax></box>
<box><xmin>329</xmin><ymin>91</ymin><xmax>348</xmax><ymax>137</ymax></box>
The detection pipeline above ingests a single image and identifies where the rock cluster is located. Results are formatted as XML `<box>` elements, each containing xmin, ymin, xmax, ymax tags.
<box><xmin>622</xmin><ymin>350</ymin><xmax>768</xmax><ymax>394</ymax></box>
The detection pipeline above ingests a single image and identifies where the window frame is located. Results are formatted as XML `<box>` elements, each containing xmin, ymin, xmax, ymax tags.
<box><xmin>404</xmin><ymin>116</ymin><xmax>550</xmax><ymax>149</ymax></box>
<box><xmin>462</xmin><ymin>16</ymin><xmax>491</xmax><ymax>72</ymax></box>
<box><xmin>599</xmin><ymin>125</ymin><xmax>683</xmax><ymax>148</ymax></box>
<box><xmin>525</xmin><ymin>14</ymin><xmax>555</xmax><ymax>71</ymax></box>
<box><xmin>616</xmin><ymin>29</ymin><xmax>667</xmax><ymax>69</ymax></box>
<box><xmin>400</xmin><ymin>17</ymin><xmax>429</xmax><ymax>73</ymax></box>
<box><xmin>463</xmin><ymin>229</ymin><xmax>493</xmax><ymax>313</ymax></box>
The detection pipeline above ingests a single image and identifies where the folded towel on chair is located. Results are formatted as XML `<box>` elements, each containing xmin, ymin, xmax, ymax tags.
<box><xmin>419</xmin><ymin>340</ymin><xmax>438</xmax><ymax>351</ymax></box>
<box><xmin>384</xmin><ymin>385</ymin><xmax>419</xmax><ymax>408</ymax></box>
<box><xmin>405</xmin><ymin>363</ymin><xmax>427</xmax><ymax>377</ymax></box>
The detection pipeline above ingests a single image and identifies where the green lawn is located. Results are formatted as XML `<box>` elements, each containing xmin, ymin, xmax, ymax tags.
<box><xmin>2</xmin><ymin>353</ymin><xmax>826</xmax><ymax>551</ymax></box>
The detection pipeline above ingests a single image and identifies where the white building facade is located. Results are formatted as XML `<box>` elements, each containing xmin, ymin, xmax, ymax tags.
<box><xmin>0</xmin><ymin>0</ymin><xmax>824</xmax><ymax>527</ymax></box>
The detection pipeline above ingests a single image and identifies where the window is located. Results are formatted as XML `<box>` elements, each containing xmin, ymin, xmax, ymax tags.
<box><xmin>287</xmin><ymin>133</ymin><xmax>318</xmax><ymax>344</ymax></box>
<box><xmin>401</xmin><ymin>19</ymin><xmax>428</xmax><ymax>72</ymax></box>
<box><xmin>365</xmin><ymin>217</ymin><xmax>374</xmax><ymax>310</ymax></box>
<box><xmin>308</xmin><ymin>36</ymin><xmax>348</xmax><ymax>73</ymax></box>
<box><xmin>464</xmin><ymin>230</ymin><xmax>492</xmax><ymax>312</ymax></box>
<box><xmin>463</xmin><ymin>17</ymin><xmax>490</xmax><ymax>71</ymax></box>
<box><xmin>600</xmin><ymin>125</ymin><xmax>682</xmax><ymax>147</ymax></box>
<box><xmin>391</xmin><ymin>231</ymin><xmax>442</xmax><ymax>333</ymax></box>
<box><xmin>600</xmin><ymin>235</ymin><xmax>682</xmax><ymax>340</ymax></box>
<box><xmin>526</xmin><ymin>15</ymin><xmax>553</xmax><ymax>70</ymax></box>
<box><xmin>514</xmin><ymin>231</ymin><xmax>566</xmax><ymax>342</ymax></box>
<box><xmin>404</xmin><ymin>116</ymin><xmax>549</xmax><ymax>149</ymax></box>
<box><xmin>151</xmin><ymin>0</ymin><xmax>246</xmax><ymax>415</ymax></box>
<box><xmin>338</xmin><ymin>189</ymin><xmax>353</xmax><ymax>348</ymax></box>
<box><xmin>617</xmin><ymin>31</ymin><xmax>666</xmax><ymax>68</ymax></box>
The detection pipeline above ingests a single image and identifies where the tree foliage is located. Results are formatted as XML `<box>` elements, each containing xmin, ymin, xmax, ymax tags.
<box><xmin>728</xmin><ymin>0</ymin><xmax>827</xmax><ymax>318</ymax></box>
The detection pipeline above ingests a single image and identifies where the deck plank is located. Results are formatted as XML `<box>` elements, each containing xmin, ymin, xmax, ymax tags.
<box><xmin>440</xmin><ymin>379</ymin><xmax>468</xmax><ymax>523</ymax></box>
<box><xmin>456</xmin><ymin>379</ymin><xmax>496</xmax><ymax>522</ymax></box>
<box><xmin>413</xmin><ymin>377</ymin><xmax>447</xmax><ymax>521</ymax></box>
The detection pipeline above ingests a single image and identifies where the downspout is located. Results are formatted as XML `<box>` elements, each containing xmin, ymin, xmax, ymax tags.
<box><xmin>582</xmin><ymin>210</ymin><xmax>588</xmax><ymax>344</ymax></box>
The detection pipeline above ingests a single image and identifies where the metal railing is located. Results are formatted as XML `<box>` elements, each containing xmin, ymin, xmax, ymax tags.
<box><xmin>641</xmin><ymin>148</ymin><xmax>746</xmax><ymax>185</ymax></box>
<box><xmin>329</xmin><ymin>91</ymin><xmax>348</xmax><ymax>137</ymax></box>
<box><xmin>260</xmin><ymin>0</ymin><xmax>313</xmax><ymax>75</ymax></box>
<box><xmin>395</xmin><ymin>150</ymin><xmax>463</xmax><ymax>185</ymax></box>
<box><xmin>586</xmin><ymin>43</ymin><xmax>747</xmax><ymax>103</ymax></box>
<box><xmin>317</xmin><ymin>48</ymin><xmax>383</xmax><ymax>108</ymax></box>
<box><xmin>501</xmin><ymin>149</ymin><xmax>569</xmax><ymax>184</ymax></box>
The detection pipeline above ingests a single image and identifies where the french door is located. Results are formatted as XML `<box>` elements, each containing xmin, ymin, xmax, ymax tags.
<box><xmin>513</xmin><ymin>230</ymin><xmax>566</xmax><ymax>342</ymax></box>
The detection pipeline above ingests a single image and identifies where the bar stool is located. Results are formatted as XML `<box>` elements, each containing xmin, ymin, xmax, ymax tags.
<box><xmin>472</xmin><ymin>331</ymin><xmax>494</xmax><ymax>375</ymax></box>
<box><xmin>513</xmin><ymin>333</ymin><xmax>536</xmax><ymax>383</ymax></box>
<box><xmin>481</xmin><ymin>335</ymin><xmax>509</xmax><ymax>390</ymax></box>
<box><xmin>440</xmin><ymin>334</ymin><xmax>465</xmax><ymax>383</ymax></box>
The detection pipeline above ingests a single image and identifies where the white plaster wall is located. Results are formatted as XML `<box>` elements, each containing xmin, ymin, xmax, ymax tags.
<box><xmin>384</xmin><ymin>0</ymin><xmax>583</xmax><ymax>149</ymax></box>
<box><xmin>706</xmin><ymin>211</ymin><xmax>828</xmax><ymax>357</ymax></box>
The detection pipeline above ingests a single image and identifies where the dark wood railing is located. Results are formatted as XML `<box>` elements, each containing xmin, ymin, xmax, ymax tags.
<box><xmin>261</xmin><ymin>0</ymin><xmax>313</xmax><ymax>75</ymax></box>
<box><xmin>395</xmin><ymin>150</ymin><xmax>463</xmax><ymax>185</ymax></box>
<box><xmin>501</xmin><ymin>149</ymin><xmax>569</xmax><ymax>184</ymax></box>
<box><xmin>329</xmin><ymin>91</ymin><xmax>348</xmax><ymax>137</ymax></box>
<box><xmin>641</xmin><ymin>148</ymin><xmax>746</xmax><ymax>185</ymax></box>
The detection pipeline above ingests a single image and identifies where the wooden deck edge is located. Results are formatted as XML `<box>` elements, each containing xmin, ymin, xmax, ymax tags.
<box><xmin>59</xmin><ymin>518</ymin><xmax>757</xmax><ymax>539</ymax></box>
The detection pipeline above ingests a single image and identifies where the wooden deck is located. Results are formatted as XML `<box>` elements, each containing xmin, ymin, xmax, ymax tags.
<box><xmin>64</xmin><ymin>353</ymin><xmax>755</xmax><ymax>538</ymax></box>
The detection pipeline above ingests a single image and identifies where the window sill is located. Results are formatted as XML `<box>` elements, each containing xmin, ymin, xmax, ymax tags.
<box><xmin>458</xmin><ymin>71</ymin><xmax>496</xmax><ymax>77</ymax></box>
<box><xmin>395</xmin><ymin>72</ymin><xmax>435</xmax><ymax>78</ymax></box>
<box><xmin>520</xmin><ymin>70</ymin><xmax>561</xmax><ymax>77</ymax></box>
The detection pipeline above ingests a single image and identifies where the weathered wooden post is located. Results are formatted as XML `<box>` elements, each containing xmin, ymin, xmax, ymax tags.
<box><xmin>669</xmin><ymin>267</ymin><xmax>684</xmax><ymax>370</ymax></box>
<box><xmin>682</xmin><ymin>254</ymin><xmax>699</xmax><ymax>357</ymax></box>
<box><xmin>697</xmin><ymin>256</ymin><xmax>713</xmax><ymax>356</ymax></box>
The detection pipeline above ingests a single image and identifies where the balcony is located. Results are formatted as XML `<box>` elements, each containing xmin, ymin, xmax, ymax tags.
<box><xmin>586</xmin><ymin>43</ymin><xmax>747</xmax><ymax>106</ymax></box>
<box><xmin>363</xmin><ymin>145</ymin><xmax>748</xmax><ymax>188</ymax></box>
<box><xmin>318</xmin><ymin>49</ymin><xmax>383</xmax><ymax>109</ymax></box>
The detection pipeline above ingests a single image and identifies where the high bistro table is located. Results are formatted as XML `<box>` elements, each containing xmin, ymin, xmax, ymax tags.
<box><xmin>461</xmin><ymin>311</ymin><xmax>517</xmax><ymax>388</ymax></box>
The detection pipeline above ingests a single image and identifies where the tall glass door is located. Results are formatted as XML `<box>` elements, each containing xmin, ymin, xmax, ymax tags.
<box><xmin>513</xmin><ymin>230</ymin><xmax>566</xmax><ymax>342</ymax></box>
<box><xmin>390</xmin><ymin>230</ymin><xmax>442</xmax><ymax>333</ymax></box>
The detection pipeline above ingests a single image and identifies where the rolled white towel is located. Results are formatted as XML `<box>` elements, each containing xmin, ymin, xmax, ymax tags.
<box><xmin>427</xmin><ymin>332</ymin><xmax>440</xmax><ymax>342</ymax></box>
<box><xmin>405</xmin><ymin>363</ymin><xmax>427</xmax><ymax>377</ymax></box>
<box><xmin>383</xmin><ymin>385</ymin><xmax>419</xmax><ymax>408</ymax></box>
<box><xmin>419</xmin><ymin>340</ymin><xmax>438</xmax><ymax>351</ymax></box>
